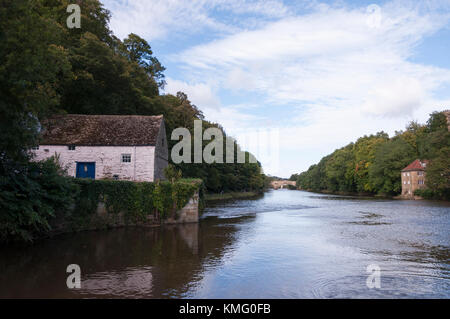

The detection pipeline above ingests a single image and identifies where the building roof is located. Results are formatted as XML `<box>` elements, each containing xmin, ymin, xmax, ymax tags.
<box><xmin>402</xmin><ymin>159</ymin><xmax>429</xmax><ymax>172</ymax></box>
<box><xmin>40</xmin><ymin>114</ymin><xmax>164</xmax><ymax>146</ymax></box>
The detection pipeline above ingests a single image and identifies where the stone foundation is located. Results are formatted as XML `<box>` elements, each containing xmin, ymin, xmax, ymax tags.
<box><xmin>50</xmin><ymin>192</ymin><xmax>199</xmax><ymax>235</ymax></box>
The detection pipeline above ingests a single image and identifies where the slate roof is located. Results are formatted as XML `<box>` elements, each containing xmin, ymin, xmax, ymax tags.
<box><xmin>402</xmin><ymin>159</ymin><xmax>429</xmax><ymax>172</ymax></box>
<box><xmin>40</xmin><ymin>114</ymin><xmax>164</xmax><ymax>146</ymax></box>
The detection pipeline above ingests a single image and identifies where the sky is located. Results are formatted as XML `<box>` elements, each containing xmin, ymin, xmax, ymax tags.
<box><xmin>102</xmin><ymin>0</ymin><xmax>450</xmax><ymax>178</ymax></box>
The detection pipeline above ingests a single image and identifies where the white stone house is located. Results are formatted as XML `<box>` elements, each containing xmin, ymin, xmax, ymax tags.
<box><xmin>32</xmin><ymin>114</ymin><xmax>168</xmax><ymax>182</ymax></box>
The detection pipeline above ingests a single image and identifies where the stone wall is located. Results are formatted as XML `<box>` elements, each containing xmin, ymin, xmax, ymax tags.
<box><xmin>50</xmin><ymin>192</ymin><xmax>200</xmax><ymax>235</ymax></box>
<box><xmin>165</xmin><ymin>192</ymin><xmax>200</xmax><ymax>224</ymax></box>
<box><xmin>154</xmin><ymin>120</ymin><xmax>169</xmax><ymax>181</ymax></box>
<box><xmin>33</xmin><ymin>145</ymin><xmax>156</xmax><ymax>182</ymax></box>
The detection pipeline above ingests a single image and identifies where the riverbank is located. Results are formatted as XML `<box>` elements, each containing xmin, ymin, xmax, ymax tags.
<box><xmin>205</xmin><ymin>191</ymin><xmax>262</xmax><ymax>201</ymax></box>
<box><xmin>1</xmin><ymin>178</ymin><xmax>203</xmax><ymax>243</ymax></box>
<box><xmin>295</xmin><ymin>188</ymin><xmax>393</xmax><ymax>199</ymax></box>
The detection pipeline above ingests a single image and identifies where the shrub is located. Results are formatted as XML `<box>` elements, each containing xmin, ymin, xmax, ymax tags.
<box><xmin>0</xmin><ymin>157</ymin><xmax>77</xmax><ymax>243</ymax></box>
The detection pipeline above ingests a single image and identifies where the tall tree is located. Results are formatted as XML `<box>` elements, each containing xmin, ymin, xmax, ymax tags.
<box><xmin>122</xmin><ymin>33</ymin><xmax>166</xmax><ymax>88</ymax></box>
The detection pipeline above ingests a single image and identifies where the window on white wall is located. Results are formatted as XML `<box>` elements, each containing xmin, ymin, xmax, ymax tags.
<box><xmin>68</xmin><ymin>145</ymin><xmax>76</xmax><ymax>151</ymax></box>
<box><xmin>122</xmin><ymin>154</ymin><xmax>131</xmax><ymax>163</ymax></box>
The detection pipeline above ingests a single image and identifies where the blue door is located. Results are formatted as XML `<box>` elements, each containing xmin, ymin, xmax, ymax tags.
<box><xmin>76</xmin><ymin>162</ymin><xmax>96</xmax><ymax>179</ymax></box>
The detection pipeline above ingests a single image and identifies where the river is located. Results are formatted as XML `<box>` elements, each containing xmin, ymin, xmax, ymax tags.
<box><xmin>0</xmin><ymin>189</ymin><xmax>449</xmax><ymax>298</ymax></box>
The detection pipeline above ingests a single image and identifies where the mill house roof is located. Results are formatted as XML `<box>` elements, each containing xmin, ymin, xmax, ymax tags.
<box><xmin>40</xmin><ymin>114</ymin><xmax>164</xmax><ymax>146</ymax></box>
<box><xmin>401</xmin><ymin>159</ymin><xmax>429</xmax><ymax>172</ymax></box>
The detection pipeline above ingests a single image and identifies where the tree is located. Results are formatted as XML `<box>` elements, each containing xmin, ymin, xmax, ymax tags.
<box><xmin>353</xmin><ymin>132</ymin><xmax>389</xmax><ymax>192</ymax></box>
<box><xmin>122</xmin><ymin>33</ymin><xmax>166</xmax><ymax>88</ymax></box>
<box><xmin>0</xmin><ymin>0</ymin><xmax>71</xmax><ymax>162</ymax></box>
<box><xmin>369</xmin><ymin>137</ymin><xmax>417</xmax><ymax>194</ymax></box>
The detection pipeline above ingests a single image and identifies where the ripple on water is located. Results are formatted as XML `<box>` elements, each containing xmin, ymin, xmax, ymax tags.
<box><xmin>77</xmin><ymin>267</ymin><xmax>153</xmax><ymax>298</ymax></box>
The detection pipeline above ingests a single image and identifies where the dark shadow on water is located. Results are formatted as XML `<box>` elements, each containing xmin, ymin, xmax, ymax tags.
<box><xmin>0</xmin><ymin>219</ymin><xmax>243</xmax><ymax>298</ymax></box>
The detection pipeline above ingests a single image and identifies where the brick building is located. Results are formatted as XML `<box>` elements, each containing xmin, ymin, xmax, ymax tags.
<box><xmin>401</xmin><ymin>159</ymin><xmax>429</xmax><ymax>198</ymax></box>
<box><xmin>32</xmin><ymin>114</ymin><xmax>168</xmax><ymax>182</ymax></box>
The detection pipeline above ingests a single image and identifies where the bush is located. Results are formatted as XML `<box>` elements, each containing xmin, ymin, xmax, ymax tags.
<box><xmin>0</xmin><ymin>157</ymin><xmax>77</xmax><ymax>243</ymax></box>
<box><xmin>415</xmin><ymin>188</ymin><xmax>450</xmax><ymax>200</ymax></box>
<box><xmin>0</xmin><ymin>156</ymin><xmax>203</xmax><ymax>243</ymax></box>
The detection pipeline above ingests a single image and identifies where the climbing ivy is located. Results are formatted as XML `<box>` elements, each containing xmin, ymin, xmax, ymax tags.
<box><xmin>71</xmin><ymin>179</ymin><xmax>202</xmax><ymax>226</ymax></box>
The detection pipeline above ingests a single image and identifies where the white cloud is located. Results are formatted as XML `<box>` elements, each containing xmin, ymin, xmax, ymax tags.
<box><xmin>362</xmin><ymin>77</ymin><xmax>425</xmax><ymax>117</ymax></box>
<box><xmin>102</xmin><ymin>0</ymin><xmax>450</xmax><ymax>177</ymax></box>
<box><xmin>164</xmin><ymin>78</ymin><xmax>264</xmax><ymax>135</ymax></box>
<box><xmin>102</xmin><ymin>0</ymin><xmax>290</xmax><ymax>40</ymax></box>
<box><xmin>175</xmin><ymin>3</ymin><xmax>450</xmax><ymax>108</ymax></box>
<box><xmin>164</xmin><ymin>78</ymin><xmax>221</xmax><ymax>110</ymax></box>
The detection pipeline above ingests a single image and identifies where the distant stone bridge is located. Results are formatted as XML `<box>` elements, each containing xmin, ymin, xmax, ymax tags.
<box><xmin>271</xmin><ymin>180</ymin><xmax>296</xmax><ymax>190</ymax></box>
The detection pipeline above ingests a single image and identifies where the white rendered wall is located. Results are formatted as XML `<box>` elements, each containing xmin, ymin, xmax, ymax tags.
<box><xmin>32</xmin><ymin>145</ymin><xmax>156</xmax><ymax>182</ymax></box>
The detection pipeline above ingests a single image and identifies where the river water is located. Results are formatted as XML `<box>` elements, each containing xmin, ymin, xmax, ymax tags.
<box><xmin>0</xmin><ymin>190</ymin><xmax>449</xmax><ymax>298</ymax></box>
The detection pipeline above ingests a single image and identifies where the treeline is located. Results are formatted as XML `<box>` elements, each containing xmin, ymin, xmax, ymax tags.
<box><xmin>290</xmin><ymin>112</ymin><xmax>450</xmax><ymax>199</ymax></box>
<box><xmin>0</xmin><ymin>0</ymin><xmax>265</xmax><ymax>242</ymax></box>
<box><xmin>0</xmin><ymin>0</ymin><xmax>266</xmax><ymax>192</ymax></box>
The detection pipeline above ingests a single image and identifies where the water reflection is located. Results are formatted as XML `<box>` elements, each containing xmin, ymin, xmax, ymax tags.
<box><xmin>0</xmin><ymin>190</ymin><xmax>449</xmax><ymax>298</ymax></box>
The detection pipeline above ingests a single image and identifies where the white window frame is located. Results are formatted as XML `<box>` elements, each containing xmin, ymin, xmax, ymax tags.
<box><xmin>121</xmin><ymin>154</ymin><xmax>132</xmax><ymax>163</ymax></box>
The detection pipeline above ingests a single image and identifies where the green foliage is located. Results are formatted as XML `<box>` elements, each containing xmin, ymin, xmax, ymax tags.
<box><xmin>0</xmin><ymin>0</ymin><xmax>71</xmax><ymax>163</ymax></box>
<box><xmin>415</xmin><ymin>188</ymin><xmax>450</xmax><ymax>201</ymax></box>
<box><xmin>121</xmin><ymin>33</ymin><xmax>166</xmax><ymax>88</ymax></box>
<box><xmin>0</xmin><ymin>0</ymin><xmax>267</xmax><ymax>243</ymax></box>
<box><xmin>369</xmin><ymin>137</ymin><xmax>416</xmax><ymax>194</ymax></box>
<box><xmin>71</xmin><ymin>179</ymin><xmax>202</xmax><ymax>225</ymax></box>
<box><xmin>164</xmin><ymin>164</ymin><xmax>182</xmax><ymax>182</ymax></box>
<box><xmin>174</xmin><ymin>120</ymin><xmax>266</xmax><ymax>193</ymax></box>
<box><xmin>426</xmin><ymin>111</ymin><xmax>448</xmax><ymax>133</ymax></box>
<box><xmin>0</xmin><ymin>157</ymin><xmax>77</xmax><ymax>242</ymax></box>
<box><xmin>11</xmin><ymin>0</ymin><xmax>262</xmax><ymax>195</ymax></box>
<box><xmin>296</xmin><ymin>112</ymin><xmax>449</xmax><ymax>198</ymax></box>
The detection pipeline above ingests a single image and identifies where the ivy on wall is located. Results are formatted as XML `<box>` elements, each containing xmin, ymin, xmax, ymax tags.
<box><xmin>71</xmin><ymin>178</ymin><xmax>203</xmax><ymax>228</ymax></box>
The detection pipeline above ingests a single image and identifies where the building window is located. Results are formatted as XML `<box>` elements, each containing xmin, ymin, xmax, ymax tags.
<box><xmin>113</xmin><ymin>175</ymin><xmax>119</xmax><ymax>180</ymax></box>
<box><xmin>407</xmin><ymin>172</ymin><xmax>410</xmax><ymax>176</ymax></box>
<box><xmin>418</xmin><ymin>180</ymin><xmax>424</xmax><ymax>185</ymax></box>
<box><xmin>408</xmin><ymin>181</ymin><xmax>410</xmax><ymax>184</ymax></box>
<box><xmin>32</xmin><ymin>146</ymin><xmax>39</xmax><ymax>150</ymax></box>
<box><xmin>122</xmin><ymin>154</ymin><xmax>131</xmax><ymax>163</ymax></box>
<box><xmin>418</xmin><ymin>171</ymin><xmax>423</xmax><ymax>176</ymax></box>
<box><xmin>68</xmin><ymin>145</ymin><xmax>76</xmax><ymax>151</ymax></box>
